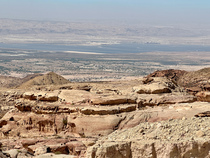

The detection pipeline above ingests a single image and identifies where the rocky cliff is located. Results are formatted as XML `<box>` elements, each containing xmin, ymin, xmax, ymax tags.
<box><xmin>0</xmin><ymin>69</ymin><xmax>209</xmax><ymax>157</ymax></box>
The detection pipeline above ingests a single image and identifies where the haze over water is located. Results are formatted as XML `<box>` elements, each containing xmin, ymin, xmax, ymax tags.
<box><xmin>0</xmin><ymin>43</ymin><xmax>210</xmax><ymax>54</ymax></box>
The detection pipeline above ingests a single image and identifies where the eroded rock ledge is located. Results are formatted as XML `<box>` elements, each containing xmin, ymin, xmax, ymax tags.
<box><xmin>0</xmin><ymin>75</ymin><xmax>209</xmax><ymax>157</ymax></box>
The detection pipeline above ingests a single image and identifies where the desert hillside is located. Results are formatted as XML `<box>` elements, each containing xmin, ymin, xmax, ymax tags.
<box><xmin>147</xmin><ymin>67</ymin><xmax>210</xmax><ymax>93</ymax></box>
<box><xmin>18</xmin><ymin>72</ymin><xmax>71</xmax><ymax>89</ymax></box>
<box><xmin>0</xmin><ymin>68</ymin><xmax>209</xmax><ymax>158</ymax></box>
<box><xmin>0</xmin><ymin>73</ymin><xmax>43</xmax><ymax>88</ymax></box>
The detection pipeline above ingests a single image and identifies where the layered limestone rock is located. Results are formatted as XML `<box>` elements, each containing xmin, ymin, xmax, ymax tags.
<box><xmin>118</xmin><ymin>102</ymin><xmax>210</xmax><ymax>129</ymax></box>
<box><xmin>0</xmin><ymin>90</ymin><xmax>23</xmax><ymax>118</ymax></box>
<box><xmin>91</xmin><ymin>95</ymin><xmax>136</xmax><ymax>105</ymax></box>
<box><xmin>0</xmin><ymin>71</ymin><xmax>209</xmax><ymax>157</ymax></box>
<box><xmin>23</xmin><ymin>91</ymin><xmax>60</xmax><ymax>102</ymax></box>
<box><xmin>87</xmin><ymin>117</ymin><xmax>210</xmax><ymax>158</ymax></box>
<box><xmin>195</xmin><ymin>111</ymin><xmax>210</xmax><ymax>117</ymax></box>
<box><xmin>133</xmin><ymin>77</ymin><xmax>177</xmax><ymax>94</ymax></box>
<box><xmin>1</xmin><ymin>101</ymin><xmax>209</xmax><ymax>139</ymax></box>
<box><xmin>80</xmin><ymin>104</ymin><xmax>136</xmax><ymax>115</ymax></box>
<box><xmin>137</xmin><ymin>93</ymin><xmax>196</xmax><ymax>107</ymax></box>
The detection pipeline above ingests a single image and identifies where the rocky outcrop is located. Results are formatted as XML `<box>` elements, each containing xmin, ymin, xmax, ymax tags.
<box><xmin>0</xmin><ymin>90</ymin><xmax>23</xmax><ymax>119</ymax></box>
<box><xmin>0</xmin><ymin>108</ymin><xmax>125</xmax><ymax>138</ymax></box>
<box><xmin>81</xmin><ymin>104</ymin><xmax>136</xmax><ymax>115</ymax></box>
<box><xmin>196</xmin><ymin>91</ymin><xmax>210</xmax><ymax>102</ymax></box>
<box><xmin>87</xmin><ymin>141</ymin><xmax>132</xmax><ymax>158</ymax></box>
<box><xmin>87</xmin><ymin>117</ymin><xmax>210</xmax><ymax>158</ymax></box>
<box><xmin>146</xmin><ymin>69</ymin><xmax>187</xmax><ymax>82</ymax></box>
<box><xmin>118</xmin><ymin>102</ymin><xmax>210</xmax><ymax>129</ymax></box>
<box><xmin>15</xmin><ymin>101</ymin><xmax>33</xmax><ymax>111</ymax></box>
<box><xmin>0</xmin><ymin>72</ymin><xmax>209</xmax><ymax>157</ymax></box>
<box><xmin>3</xmin><ymin>149</ymin><xmax>19</xmax><ymax>158</ymax></box>
<box><xmin>66</xmin><ymin>141</ymin><xmax>86</xmax><ymax>156</ymax></box>
<box><xmin>0</xmin><ymin>77</ymin><xmax>206</xmax><ymax>139</ymax></box>
<box><xmin>0</xmin><ymin>138</ymin><xmax>87</xmax><ymax>157</ymax></box>
<box><xmin>137</xmin><ymin>93</ymin><xmax>196</xmax><ymax>107</ymax></box>
<box><xmin>1</xmin><ymin>101</ymin><xmax>209</xmax><ymax>140</ymax></box>
<box><xmin>195</xmin><ymin>111</ymin><xmax>210</xmax><ymax>117</ymax></box>
<box><xmin>178</xmin><ymin>67</ymin><xmax>210</xmax><ymax>90</ymax></box>
<box><xmin>22</xmin><ymin>91</ymin><xmax>59</xmax><ymax>102</ymax></box>
<box><xmin>133</xmin><ymin>77</ymin><xmax>176</xmax><ymax>94</ymax></box>
<box><xmin>147</xmin><ymin>68</ymin><xmax>210</xmax><ymax>94</ymax></box>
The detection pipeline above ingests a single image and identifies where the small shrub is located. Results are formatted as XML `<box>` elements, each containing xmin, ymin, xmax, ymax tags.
<box><xmin>62</xmin><ymin>118</ymin><xmax>68</xmax><ymax>126</ymax></box>
<box><xmin>54</xmin><ymin>151</ymin><xmax>62</xmax><ymax>155</ymax></box>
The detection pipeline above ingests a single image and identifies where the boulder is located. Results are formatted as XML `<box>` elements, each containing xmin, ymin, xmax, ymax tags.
<box><xmin>4</xmin><ymin>149</ymin><xmax>19</xmax><ymax>158</ymax></box>
<box><xmin>38</xmin><ymin>91</ymin><xmax>59</xmax><ymax>102</ymax></box>
<box><xmin>34</xmin><ymin>146</ymin><xmax>49</xmax><ymax>156</ymax></box>
<box><xmin>48</xmin><ymin>144</ymin><xmax>69</xmax><ymax>155</ymax></box>
<box><xmin>22</xmin><ymin>91</ymin><xmax>37</xmax><ymax>100</ymax></box>
<box><xmin>196</xmin><ymin>91</ymin><xmax>210</xmax><ymax>102</ymax></box>
<box><xmin>142</xmin><ymin>77</ymin><xmax>154</xmax><ymax>84</ymax></box>
<box><xmin>21</xmin><ymin>139</ymin><xmax>39</xmax><ymax>149</ymax></box>
<box><xmin>0</xmin><ymin>151</ymin><xmax>8</xmax><ymax>158</ymax></box>
<box><xmin>82</xmin><ymin>138</ymin><xmax>97</xmax><ymax>147</ymax></box>
<box><xmin>66</xmin><ymin>141</ymin><xmax>86</xmax><ymax>156</ymax></box>
<box><xmin>1</xmin><ymin>122</ymin><xmax>16</xmax><ymax>136</ymax></box>
<box><xmin>15</xmin><ymin>102</ymin><xmax>32</xmax><ymax>112</ymax></box>
<box><xmin>87</xmin><ymin>142</ymin><xmax>132</xmax><ymax>158</ymax></box>
<box><xmin>23</xmin><ymin>139</ymin><xmax>69</xmax><ymax>155</ymax></box>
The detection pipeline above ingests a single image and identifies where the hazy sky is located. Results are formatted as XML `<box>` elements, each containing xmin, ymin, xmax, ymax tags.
<box><xmin>1</xmin><ymin>0</ymin><xmax>210</xmax><ymax>25</ymax></box>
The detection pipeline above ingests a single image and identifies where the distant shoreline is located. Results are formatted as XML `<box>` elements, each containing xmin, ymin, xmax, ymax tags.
<box><xmin>0</xmin><ymin>42</ymin><xmax>210</xmax><ymax>54</ymax></box>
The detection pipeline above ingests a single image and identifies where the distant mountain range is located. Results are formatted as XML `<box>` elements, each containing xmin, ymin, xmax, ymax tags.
<box><xmin>1</xmin><ymin>18</ymin><xmax>210</xmax><ymax>45</ymax></box>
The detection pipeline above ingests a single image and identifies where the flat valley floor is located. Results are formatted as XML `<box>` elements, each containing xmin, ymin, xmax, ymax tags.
<box><xmin>0</xmin><ymin>48</ymin><xmax>209</xmax><ymax>82</ymax></box>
